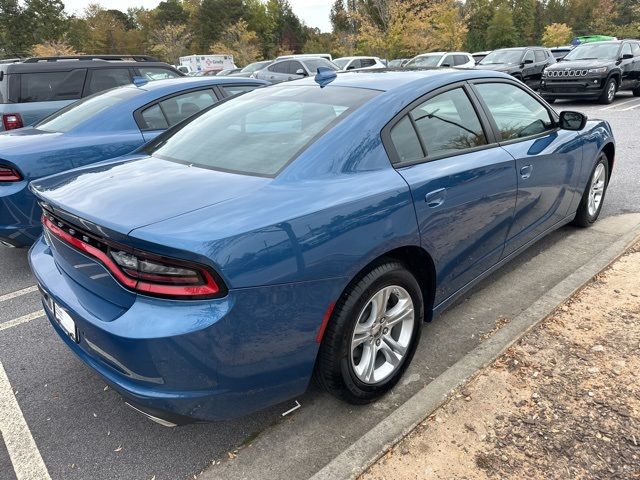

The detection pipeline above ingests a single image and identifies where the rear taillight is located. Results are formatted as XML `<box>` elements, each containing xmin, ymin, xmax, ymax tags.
<box><xmin>0</xmin><ymin>165</ymin><xmax>21</xmax><ymax>182</ymax></box>
<box><xmin>2</xmin><ymin>113</ymin><xmax>23</xmax><ymax>130</ymax></box>
<box><xmin>42</xmin><ymin>215</ymin><xmax>223</xmax><ymax>299</ymax></box>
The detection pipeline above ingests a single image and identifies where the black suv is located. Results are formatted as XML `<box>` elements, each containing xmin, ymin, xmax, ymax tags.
<box><xmin>540</xmin><ymin>40</ymin><xmax>640</xmax><ymax>104</ymax></box>
<box><xmin>0</xmin><ymin>55</ymin><xmax>183</xmax><ymax>131</ymax></box>
<box><xmin>475</xmin><ymin>47</ymin><xmax>556</xmax><ymax>90</ymax></box>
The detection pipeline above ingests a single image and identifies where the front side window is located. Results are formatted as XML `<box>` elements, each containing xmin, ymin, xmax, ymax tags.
<box><xmin>302</xmin><ymin>58</ymin><xmax>339</xmax><ymax>72</ymax></box>
<box><xmin>410</xmin><ymin>88</ymin><xmax>487</xmax><ymax>157</ymax></box>
<box><xmin>475</xmin><ymin>83</ymin><xmax>553</xmax><ymax>141</ymax></box>
<box><xmin>333</xmin><ymin>58</ymin><xmax>350</xmax><ymax>69</ymax></box>
<box><xmin>36</xmin><ymin>87</ymin><xmax>139</xmax><ymax>132</ymax></box>
<box><xmin>405</xmin><ymin>55</ymin><xmax>442</xmax><ymax>68</ymax></box>
<box><xmin>622</xmin><ymin>43</ymin><xmax>633</xmax><ymax>57</ymax></box>
<box><xmin>270</xmin><ymin>61</ymin><xmax>290</xmax><ymax>74</ymax></box>
<box><xmin>289</xmin><ymin>61</ymin><xmax>305</xmax><ymax>75</ymax></box>
<box><xmin>19</xmin><ymin>69</ymin><xmax>86</xmax><ymax>102</ymax></box>
<box><xmin>441</xmin><ymin>55</ymin><xmax>455</xmax><ymax>66</ymax></box>
<box><xmin>148</xmin><ymin>85</ymin><xmax>379</xmax><ymax>176</ymax></box>
<box><xmin>523</xmin><ymin>50</ymin><xmax>535</xmax><ymax>63</ymax></box>
<box><xmin>85</xmin><ymin>68</ymin><xmax>132</xmax><ymax>96</ymax></box>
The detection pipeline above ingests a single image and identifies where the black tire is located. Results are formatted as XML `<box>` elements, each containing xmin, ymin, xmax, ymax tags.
<box><xmin>314</xmin><ymin>261</ymin><xmax>424</xmax><ymax>404</ymax></box>
<box><xmin>598</xmin><ymin>78</ymin><xmax>617</xmax><ymax>104</ymax></box>
<box><xmin>572</xmin><ymin>154</ymin><xmax>609</xmax><ymax>228</ymax></box>
<box><xmin>633</xmin><ymin>87</ymin><xmax>640</xmax><ymax>97</ymax></box>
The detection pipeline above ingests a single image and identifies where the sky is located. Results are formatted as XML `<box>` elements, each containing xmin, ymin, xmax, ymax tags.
<box><xmin>63</xmin><ymin>0</ymin><xmax>333</xmax><ymax>32</ymax></box>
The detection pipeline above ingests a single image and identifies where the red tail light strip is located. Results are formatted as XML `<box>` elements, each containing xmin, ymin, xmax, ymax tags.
<box><xmin>42</xmin><ymin>216</ymin><xmax>220</xmax><ymax>298</ymax></box>
<box><xmin>0</xmin><ymin>165</ymin><xmax>22</xmax><ymax>182</ymax></box>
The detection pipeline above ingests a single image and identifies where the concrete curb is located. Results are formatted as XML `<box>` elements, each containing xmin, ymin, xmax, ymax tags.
<box><xmin>310</xmin><ymin>222</ymin><xmax>640</xmax><ymax>480</ymax></box>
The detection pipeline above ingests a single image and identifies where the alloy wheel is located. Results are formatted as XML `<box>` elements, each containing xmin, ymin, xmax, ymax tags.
<box><xmin>588</xmin><ymin>162</ymin><xmax>606</xmax><ymax>217</ymax></box>
<box><xmin>350</xmin><ymin>285</ymin><xmax>415</xmax><ymax>384</ymax></box>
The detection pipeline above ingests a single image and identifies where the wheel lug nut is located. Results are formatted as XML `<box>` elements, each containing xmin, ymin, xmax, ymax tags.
<box><xmin>375</xmin><ymin>339</ymin><xmax>381</xmax><ymax>346</ymax></box>
<box><xmin>383</xmin><ymin>328</ymin><xmax>388</xmax><ymax>334</ymax></box>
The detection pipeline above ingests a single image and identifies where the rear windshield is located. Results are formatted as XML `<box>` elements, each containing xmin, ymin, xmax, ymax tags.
<box><xmin>149</xmin><ymin>85</ymin><xmax>379</xmax><ymax>177</ymax></box>
<box><xmin>35</xmin><ymin>87</ymin><xmax>139</xmax><ymax>133</ymax></box>
<box><xmin>18</xmin><ymin>69</ymin><xmax>86</xmax><ymax>103</ymax></box>
<box><xmin>480</xmin><ymin>49</ymin><xmax>525</xmax><ymax>65</ymax></box>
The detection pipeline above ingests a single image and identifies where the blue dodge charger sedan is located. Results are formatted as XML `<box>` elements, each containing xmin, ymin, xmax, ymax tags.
<box><xmin>0</xmin><ymin>76</ymin><xmax>266</xmax><ymax>247</ymax></box>
<box><xmin>28</xmin><ymin>68</ymin><xmax>614</xmax><ymax>424</ymax></box>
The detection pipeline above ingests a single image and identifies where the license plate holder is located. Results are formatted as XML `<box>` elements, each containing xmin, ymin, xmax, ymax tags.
<box><xmin>51</xmin><ymin>300</ymin><xmax>78</xmax><ymax>342</ymax></box>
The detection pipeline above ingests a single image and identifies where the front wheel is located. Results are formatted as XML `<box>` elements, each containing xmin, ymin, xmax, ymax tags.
<box><xmin>633</xmin><ymin>87</ymin><xmax>640</xmax><ymax>97</ymax></box>
<box><xmin>598</xmin><ymin>78</ymin><xmax>617</xmax><ymax>104</ymax></box>
<box><xmin>314</xmin><ymin>261</ymin><xmax>423</xmax><ymax>404</ymax></box>
<box><xmin>573</xmin><ymin>154</ymin><xmax>609</xmax><ymax>227</ymax></box>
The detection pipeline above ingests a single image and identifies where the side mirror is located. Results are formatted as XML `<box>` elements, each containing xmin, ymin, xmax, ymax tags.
<box><xmin>621</xmin><ymin>53</ymin><xmax>634</xmax><ymax>60</ymax></box>
<box><xmin>523</xmin><ymin>59</ymin><xmax>534</xmax><ymax>65</ymax></box>
<box><xmin>295</xmin><ymin>68</ymin><xmax>307</xmax><ymax>76</ymax></box>
<box><xmin>559</xmin><ymin>111</ymin><xmax>587</xmax><ymax>131</ymax></box>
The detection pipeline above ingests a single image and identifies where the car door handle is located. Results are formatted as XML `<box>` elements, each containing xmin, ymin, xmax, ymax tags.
<box><xmin>425</xmin><ymin>188</ymin><xmax>447</xmax><ymax>208</ymax></box>
<box><xmin>520</xmin><ymin>164</ymin><xmax>533</xmax><ymax>179</ymax></box>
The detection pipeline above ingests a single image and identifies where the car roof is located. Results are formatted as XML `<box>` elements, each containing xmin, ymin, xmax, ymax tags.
<box><xmin>335</xmin><ymin>56</ymin><xmax>379</xmax><ymax>60</ymax></box>
<box><xmin>291</xmin><ymin>68</ymin><xmax>510</xmax><ymax>92</ymax></box>
<box><xmin>132</xmin><ymin>76</ymin><xmax>266</xmax><ymax>93</ymax></box>
<box><xmin>2</xmin><ymin>60</ymin><xmax>178</xmax><ymax>74</ymax></box>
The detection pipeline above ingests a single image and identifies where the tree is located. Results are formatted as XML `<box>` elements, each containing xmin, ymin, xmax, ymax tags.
<box><xmin>465</xmin><ymin>0</ymin><xmax>492</xmax><ymax>52</ymax></box>
<box><xmin>155</xmin><ymin>0</ymin><xmax>189</xmax><ymax>26</ymax></box>
<box><xmin>0</xmin><ymin>0</ymin><xmax>32</xmax><ymax>56</ymax></box>
<box><xmin>150</xmin><ymin>24</ymin><xmax>192</xmax><ymax>63</ymax></box>
<box><xmin>541</xmin><ymin>22</ymin><xmax>573</xmax><ymax>47</ymax></box>
<box><xmin>195</xmin><ymin>0</ymin><xmax>244</xmax><ymax>50</ymax></box>
<box><xmin>210</xmin><ymin>20</ymin><xmax>260</xmax><ymax>66</ymax></box>
<box><xmin>513</xmin><ymin>0</ymin><xmax>537</xmax><ymax>45</ymax></box>
<box><xmin>432</xmin><ymin>1</ymin><xmax>468</xmax><ymax>51</ymax></box>
<box><xmin>32</xmin><ymin>40</ymin><xmax>77</xmax><ymax>56</ymax></box>
<box><xmin>486</xmin><ymin>3</ymin><xmax>518</xmax><ymax>49</ymax></box>
<box><xmin>24</xmin><ymin>0</ymin><xmax>67</xmax><ymax>44</ymax></box>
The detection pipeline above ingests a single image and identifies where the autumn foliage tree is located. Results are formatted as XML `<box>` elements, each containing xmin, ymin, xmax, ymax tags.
<box><xmin>210</xmin><ymin>20</ymin><xmax>261</xmax><ymax>66</ymax></box>
<box><xmin>541</xmin><ymin>23</ymin><xmax>573</xmax><ymax>47</ymax></box>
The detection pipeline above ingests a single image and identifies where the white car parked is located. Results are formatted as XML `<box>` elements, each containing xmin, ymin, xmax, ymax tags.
<box><xmin>405</xmin><ymin>52</ymin><xmax>476</xmax><ymax>69</ymax></box>
<box><xmin>333</xmin><ymin>56</ymin><xmax>386</xmax><ymax>71</ymax></box>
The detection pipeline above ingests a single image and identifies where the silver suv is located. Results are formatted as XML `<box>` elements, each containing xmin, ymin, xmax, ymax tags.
<box><xmin>254</xmin><ymin>57</ymin><xmax>339</xmax><ymax>84</ymax></box>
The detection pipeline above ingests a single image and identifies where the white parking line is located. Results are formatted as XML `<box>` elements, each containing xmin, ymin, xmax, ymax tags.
<box><xmin>0</xmin><ymin>286</ymin><xmax>38</xmax><ymax>303</ymax></box>
<box><xmin>620</xmin><ymin>102</ymin><xmax>640</xmax><ymax>111</ymax></box>
<box><xmin>598</xmin><ymin>98</ymin><xmax>640</xmax><ymax>111</ymax></box>
<box><xmin>0</xmin><ymin>311</ymin><xmax>45</xmax><ymax>333</ymax></box>
<box><xmin>0</xmin><ymin>361</ymin><xmax>51</xmax><ymax>480</ymax></box>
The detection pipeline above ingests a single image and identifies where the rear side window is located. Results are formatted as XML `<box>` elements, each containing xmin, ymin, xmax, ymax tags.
<box><xmin>390</xmin><ymin>116</ymin><xmax>423</xmax><ymax>163</ymax></box>
<box><xmin>453</xmin><ymin>55</ymin><xmax>469</xmax><ymax>66</ymax></box>
<box><xmin>160</xmin><ymin>90</ymin><xmax>217</xmax><ymax>125</ymax></box>
<box><xmin>149</xmin><ymin>85</ymin><xmax>379</xmax><ymax>176</ymax></box>
<box><xmin>140</xmin><ymin>104</ymin><xmax>169</xmax><ymax>130</ymax></box>
<box><xmin>632</xmin><ymin>43</ymin><xmax>640</xmax><ymax>56</ymax></box>
<box><xmin>222</xmin><ymin>84</ymin><xmax>260</xmax><ymax>97</ymax></box>
<box><xmin>138</xmin><ymin>67</ymin><xmax>180</xmax><ymax>81</ymax></box>
<box><xmin>19</xmin><ymin>69</ymin><xmax>86</xmax><ymax>102</ymax></box>
<box><xmin>475</xmin><ymin>82</ymin><xmax>553</xmax><ymax>140</ymax></box>
<box><xmin>269</xmin><ymin>61</ymin><xmax>289</xmax><ymax>74</ymax></box>
<box><xmin>534</xmin><ymin>50</ymin><xmax>546</xmax><ymax>62</ymax></box>
<box><xmin>361</xmin><ymin>58</ymin><xmax>376</xmax><ymax>67</ymax></box>
<box><xmin>85</xmin><ymin>68</ymin><xmax>132</xmax><ymax>96</ymax></box>
<box><xmin>410</xmin><ymin>88</ymin><xmax>487</xmax><ymax>157</ymax></box>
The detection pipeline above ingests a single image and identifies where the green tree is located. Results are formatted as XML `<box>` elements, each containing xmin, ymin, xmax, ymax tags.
<box><xmin>465</xmin><ymin>0</ymin><xmax>492</xmax><ymax>52</ymax></box>
<box><xmin>210</xmin><ymin>19</ymin><xmax>261</xmax><ymax>65</ymax></box>
<box><xmin>155</xmin><ymin>0</ymin><xmax>189</xmax><ymax>26</ymax></box>
<box><xmin>486</xmin><ymin>3</ymin><xmax>518</xmax><ymax>48</ymax></box>
<box><xmin>195</xmin><ymin>0</ymin><xmax>244</xmax><ymax>50</ymax></box>
<box><xmin>0</xmin><ymin>0</ymin><xmax>32</xmax><ymax>56</ymax></box>
<box><xmin>24</xmin><ymin>0</ymin><xmax>67</xmax><ymax>45</ymax></box>
<box><xmin>513</xmin><ymin>0</ymin><xmax>537</xmax><ymax>45</ymax></box>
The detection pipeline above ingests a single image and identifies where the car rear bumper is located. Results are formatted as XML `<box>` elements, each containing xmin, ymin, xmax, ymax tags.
<box><xmin>29</xmin><ymin>235</ymin><xmax>343</xmax><ymax>422</ymax></box>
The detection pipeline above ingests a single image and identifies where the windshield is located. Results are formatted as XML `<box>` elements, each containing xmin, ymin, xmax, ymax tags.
<box><xmin>148</xmin><ymin>85</ymin><xmax>379</xmax><ymax>177</ymax></box>
<box><xmin>405</xmin><ymin>54</ymin><xmax>442</xmax><ymax>68</ymax></box>
<box><xmin>333</xmin><ymin>58</ymin><xmax>350</xmax><ymax>69</ymax></box>
<box><xmin>35</xmin><ymin>87</ymin><xmax>139</xmax><ymax>133</ymax></box>
<box><xmin>302</xmin><ymin>58</ymin><xmax>339</xmax><ymax>72</ymax></box>
<box><xmin>479</xmin><ymin>49</ymin><xmax>525</xmax><ymax>65</ymax></box>
<box><xmin>563</xmin><ymin>43</ymin><xmax>620</xmax><ymax>60</ymax></box>
<box><xmin>241</xmin><ymin>61</ymin><xmax>271</xmax><ymax>73</ymax></box>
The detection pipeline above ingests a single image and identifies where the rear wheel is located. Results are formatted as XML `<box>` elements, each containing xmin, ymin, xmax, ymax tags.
<box><xmin>633</xmin><ymin>87</ymin><xmax>640</xmax><ymax>97</ymax></box>
<box><xmin>598</xmin><ymin>78</ymin><xmax>617</xmax><ymax>104</ymax></box>
<box><xmin>314</xmin><ymin>261</ymin><xmax>423</xmax><ymax>404</ymax></box>
<box><xmin>573</xmin><ymin>154</ymin><xmax>609</xmax><ymax>227</ymax></box>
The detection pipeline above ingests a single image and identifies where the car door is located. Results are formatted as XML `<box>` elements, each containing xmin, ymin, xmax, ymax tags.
<box><xmin>619</xmin><ymin>42</ymin><xmax>635</xmax><ymax>89</ymax></box>
<box><xmin>630</xmin><ymin>42</ymin><xmax>640</xmax><ymax>87</ymax></box>
<box><xmin>136</xmin><ymin>88</ymin><xmax>220</xmax><ymax>142</ymax></box>
<box><xmin>384</xmin><ymin>84</ymin><xmax>518</xmax><ymax>303</ymax></box>
<box><xmin>288</xmin><ymin>60</ymin><xmax>308</xmax><ymax>80</ymax></box>
<box><xmin>440</xmin><ymin>54</ymin><xmax>456</xmax><ymax>67</ymax></box>
<box><xmin>521</xmin><ymin>50</ymin><xmax>537</xmax><ymax>87</ymax></box>
<box><xmin>471</xmin><ymin>80</ymin><xmax>583</xmax><ymax>256</ymax></box>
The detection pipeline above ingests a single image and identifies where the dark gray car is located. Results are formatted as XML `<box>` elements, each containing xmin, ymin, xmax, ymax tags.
<box><xmin>254</xmin><ymin>57</ymin><xmax>339</xmax><ymax>83</ymax></box>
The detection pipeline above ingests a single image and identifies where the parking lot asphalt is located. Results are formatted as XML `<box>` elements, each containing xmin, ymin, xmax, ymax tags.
<box><xmin>1</xmin><ymin>94</ymin><xmax>639</xmax><ymax>480</ymax></box>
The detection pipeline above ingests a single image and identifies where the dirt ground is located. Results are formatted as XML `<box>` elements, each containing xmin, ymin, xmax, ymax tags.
<box><xmin>361</xmin><ymin>243</ymin><xmax>640</xmax><ymax>480</ymax></box>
